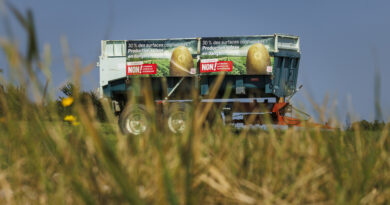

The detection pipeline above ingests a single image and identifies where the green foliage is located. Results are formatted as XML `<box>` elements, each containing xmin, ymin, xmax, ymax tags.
<box><xmin>60</xmin><ymin>83</ymin><xmax>75</xmax><ymax>97</ymax></box>
<box><xmin>57</xmin><ymin>82</ymin><xmax>107</xmax><ymax>122</ymax></box>
<box><xmin>350</xmin><ymin>120</ymin><xmax>386</xmax><ymax>131</ymax></box>
<box><xmin>0</xmin><ymin>84</ymin><xmax>37</xmax><ymax>120</ymax></box>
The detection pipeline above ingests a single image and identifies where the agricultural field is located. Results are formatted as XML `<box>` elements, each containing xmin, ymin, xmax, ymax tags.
<box><xmin>1</xmin><ymin>90</ymin><xmax>390</xmax><ymax>204</ymax></box>
<box><xmin>138</xmin><ymin>58</ymin><xmax>198</xmax><ymax>77</ymax></box>
<box><xmin>130</xmin><ymin>57</ymin><xmax>254</xmax><ymax>76</ymax></box>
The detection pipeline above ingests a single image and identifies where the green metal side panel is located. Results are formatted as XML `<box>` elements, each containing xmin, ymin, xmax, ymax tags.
<box><xmin>272</xmin><ymin>51</ymin><xmax>300</xmax><ymax>97</ymax></box>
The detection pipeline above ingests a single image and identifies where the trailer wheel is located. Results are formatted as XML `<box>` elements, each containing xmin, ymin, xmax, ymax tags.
<box><xmin>167</xmin><ymin>103</ymin><xmax>190</xmax><ymax>134</ymax></box>
<box><xmin>119</xmin><ymin>104</ymin><xmax>149</xmax><ymax>135</ymax></box>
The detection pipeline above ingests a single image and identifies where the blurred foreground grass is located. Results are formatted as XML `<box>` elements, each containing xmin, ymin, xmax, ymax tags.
<box><xmin>1</xmin><ymin>101</ymin><xmax>390</xmax><ymax>204</ymax></box>
<box><xmin>1</xmin><ymin>5</ymin><xmax>390</xmax><ymax>205</ymax></box>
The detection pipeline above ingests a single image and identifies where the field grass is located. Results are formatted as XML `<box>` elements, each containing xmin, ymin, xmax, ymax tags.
<box><xmin>1</xmin><ymin>102</ymin><xmax>390</xmax><ymax>204</ymax></box>
<box><xmin>1</xmin><ymin>6</ymin><xmax>390</xmax><ymax>205</ymax></box>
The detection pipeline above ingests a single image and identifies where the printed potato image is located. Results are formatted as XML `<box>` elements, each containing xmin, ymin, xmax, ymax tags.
<box><xmin>170</xmin><ymin>46</ymin><xmax>194</xmax><ymax>76</ymax></box>
<box><xmin>246</xmin><ymin>43</ymin><xmax>271</xmax><ymax>74</ymax></box>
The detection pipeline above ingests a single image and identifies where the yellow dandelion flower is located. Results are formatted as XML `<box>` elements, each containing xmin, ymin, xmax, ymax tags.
<box><xmin>72</xmin><ymin>121</ymin><xmax>80</xmax><ymax>126</ymax></box>
<box><xmin>64</xmin><ymin>115</ymin><xmax>76</xmax><ymax>122</ymax></box>
<box><xmin>62</xmin><ymin>97</ymin><xmax>74</xmax><ymax>107</ymax></box>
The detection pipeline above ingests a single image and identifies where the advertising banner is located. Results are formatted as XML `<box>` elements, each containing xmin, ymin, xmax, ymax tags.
<box><xmin>126</xmin><ymin>39</ymin><xmax>198</xmax><ymax>77</ymax></box>
<box><xmin>200</xmin><ymin>36</ymin><xmax>275</xmax><ymax>75</ymax></box>
<box><xmin>125</xmin><ymin>36</ymin><xmax>277</xmax><ymax>76</ymax></box>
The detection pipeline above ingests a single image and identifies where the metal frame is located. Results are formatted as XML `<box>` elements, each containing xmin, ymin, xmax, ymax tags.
<box><xmin>98</xmin><ymin>34</ymin><xmax>321</xmax><ymax>128</ymax></box>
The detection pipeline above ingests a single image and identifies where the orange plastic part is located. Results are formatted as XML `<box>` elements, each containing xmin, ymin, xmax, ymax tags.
<box><xmin>272</xmin><ymin>102</ymin><xmax>331</xmax><ymax>129</ymax></box>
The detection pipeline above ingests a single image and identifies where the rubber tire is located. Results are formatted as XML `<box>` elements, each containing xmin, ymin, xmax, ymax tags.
<box><xmin>119</xmin><ymin>104</ymin><xmax>150</xmax><ymax>136</ymax></box>
<box><xmin>166</xmin><ymin>103</ymin><xmax>190</xmax><ymax>134</ymax></box>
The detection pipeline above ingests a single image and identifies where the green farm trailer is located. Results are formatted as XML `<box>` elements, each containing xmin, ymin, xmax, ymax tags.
<box><xmin>98</xmin><ymin>34</ymin><xmax>304</xmax><ymax>135</ymax></box>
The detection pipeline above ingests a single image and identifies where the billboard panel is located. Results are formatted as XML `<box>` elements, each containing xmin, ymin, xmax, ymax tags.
<box><xmin>125</xmin><ymin>36</ymin><xmax>279</xmax><ymax>77</ymax></box>
<box><xmin>126</xmin><ymin>39</ymin><xmax>198</xmax><ymax>77</ymax></box>
<box><xmin>200</xmin><ymin>36</ymin><xmax>275</xmax><ymax>75</ymax></box>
